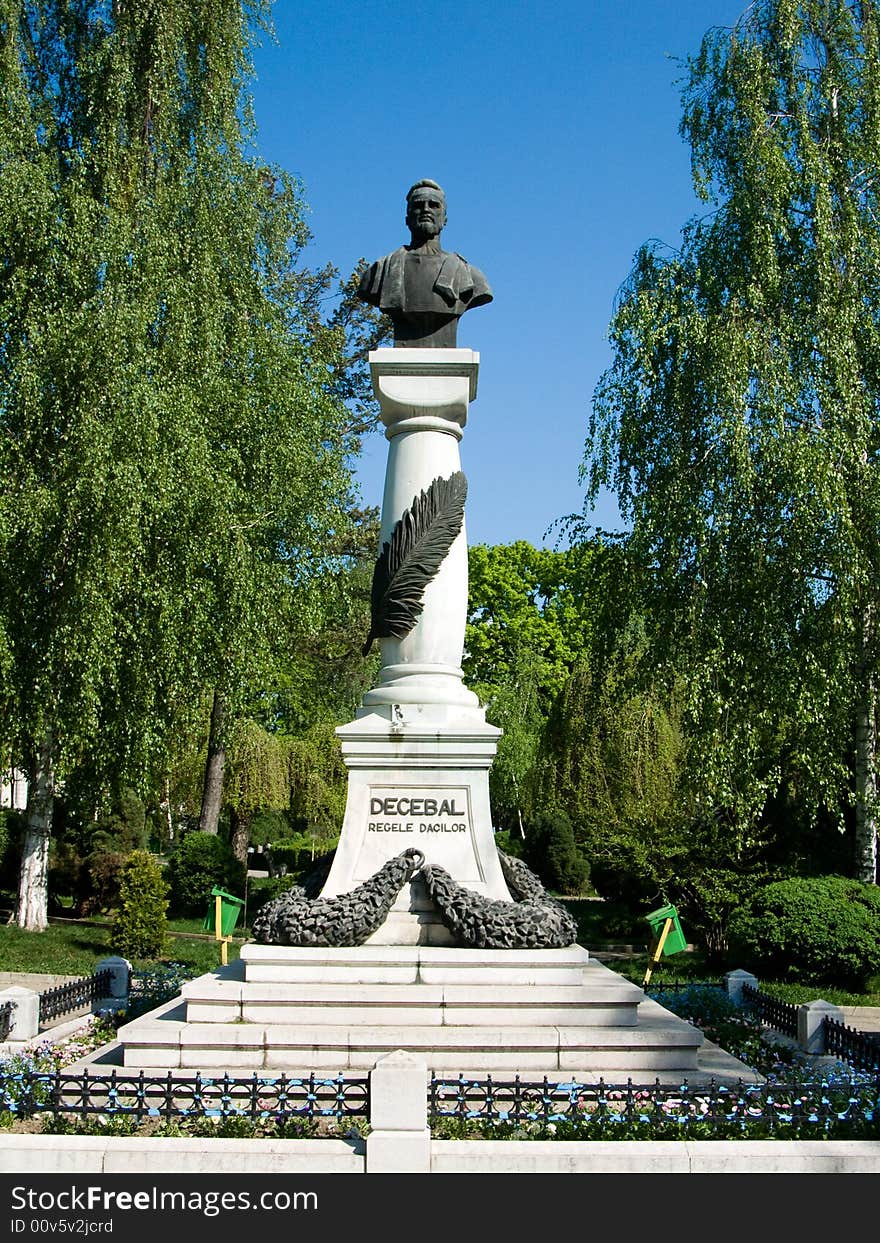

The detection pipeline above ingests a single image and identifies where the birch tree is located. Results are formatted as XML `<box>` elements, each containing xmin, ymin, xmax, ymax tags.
<box><xmin>0</xmin><ymin>1</ymin><xmax>351</xmax><ymax>926</ymax></box>
<box><xmin>587</xmin><ymin>0</ymin><xmax>880</xmax><ymax>882</ymax></box>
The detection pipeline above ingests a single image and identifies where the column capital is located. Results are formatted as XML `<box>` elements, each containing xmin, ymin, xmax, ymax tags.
<box><xmin>369</xmin><ymin>348</ymin><xmax>479</xmax><ymax>435</ymax></box>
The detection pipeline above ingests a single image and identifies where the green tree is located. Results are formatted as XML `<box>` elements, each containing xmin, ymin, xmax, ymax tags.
<box><xmin>0</xmin><ymin>3</ymin><xmax>353</xmax><ymax>928</ymax></box>
<box><xmin>586</xmin><ymin>0</ymin><xmax>880</xmax><ymax>885</ymax></box>
<box><xmin>224</xmin><ymin>720</ymin><xmax>291</xmax><ymax>866</ymax></box>
<box><xmin>535</xmin><ymin>657</ymin><xmax>684</xmax><ymax>855</ymax></box>
<box><xmin>111</xmin><ymin>850</ymin><xmax>170</xmax><ymax>961</ymax></box>
<box><xmin>521</xmin><ymin>810</ymin><xmax>589</xmax><ymax>895</ymax></box>
<box><xmin>465</xmin><ymin>542</ymin><xmax>597</xmax><ymax>702</ymax></box>
<box><xmin>166</xmin><ymin>831</ymin><xmax>244</xmax><ymax>917</ymax></box>
<box><xmin>464</xmin><ymin>541</ymin><xmax>598</xmax><ymax>832</ymax></box>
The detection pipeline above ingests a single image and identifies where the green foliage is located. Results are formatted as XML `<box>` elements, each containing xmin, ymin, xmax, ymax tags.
<box><xmin>522</xmin><ymin>811</ymin><xmax>589</xmax><ymax>895</ymax></box>
<box><xmin>464</xmin><ymin>541</ymin><xmax>601</xmax><ymax>831</ymax></box>
<box><xmin>583</xmin><ymin>0</ymin><xmax>880</xmax><ymax>882</ymax></box>
<box><xmin>86</xmin><ymin>851</ymin><xmax>129</xmax><ymax>915</ymax></box>
<box><xmin>728</xmin><ymin>875</ymin><xmax>880</xmax><ymax>988</ymax></box>
<box><xmin>22</xmin><ymin>1113</ymin><xmax>332</xmax><ymax>1140</ymax></box>
<box><xmin>111</xmin><ymin>851</ymin><xmax>170</xmax><ymax>960</ymax></box>
<box><xmin>287</xmin><ymin>724</ymin><xmax>346</xmax><ymax>849</ymax></box>
<box><xmin>265</xmin><ymin>841</ymin><xmax>310</xmax><ymax>875</ymax></box>
<box><xmin>559</xmin><ymin>897</ymin><xmax>648</xmax><ymax>945</ymax></box>
<box><xmin>248</xmin><ymin>810</ymin><xmax>296</xmax><ymax>848</ymax></box>
<box><xmin>225</xmin><ymin>723</ymin><xmax>291</xmax><ymax>819</ymax></box>
<box><xmin>264</xmin><ymin>507</ymin><xmax>382</xmax><ymax>737</ymax></box>
<box><xmin>47</xmin><ymin>789</ymin><xmax>151</xmax><ymax>915</ymax></box>
<box><xmin>535</xmin><ymin>657</ymin><xmax>684</xmax><ymax>847</ymax></box>
<box><xmin>466</xmin><ymin>542</ymin><xmax>598</xmax><ymax>701</ymax></box>
<box><xmin>0</xmin><ymin>809</ymin><xmax>23</xmax><ymax>890</ymax></box>
<box><xmin>0</xmin><ymin>2</ymin><xmax>356</xmax><ymax>928</ymax></box>
<box><xmin>166</xmin><ymin>832</ymin><xmax>245</xmax><ymax>917</ymax></box>
<box><xmin>89</xmin><ymin>790</ymin><xmax>148</xmax><ymax>855</ymax></box>
<box><xmin>492</xmin><ymin>830</ymin><xmax>524</xmax><ymax>860</ymax></box>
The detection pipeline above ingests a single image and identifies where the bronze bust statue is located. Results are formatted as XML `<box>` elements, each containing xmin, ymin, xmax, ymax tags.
<box><xmin>358</xmin><ymin>180</ymin><xmax>493</xmax><ymax>347</ymax></box>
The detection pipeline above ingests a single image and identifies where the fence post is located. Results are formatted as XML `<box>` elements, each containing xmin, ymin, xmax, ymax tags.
<box><xmin>724</xmin><ymin>969</ymin><xmax>758</xmax><ymax>1004</ymax></box>
<box><xmin>0</xmin><ymin>987</ymin><xmax>39</xmax><ymax>1041</ymax></box>
<box><xmin>366</xmin><ymin>1050</ymin><xmax>430</xmax><ymax>1173</ymax></box>
<box><xmin>94</xmin><ymin>956</ymin><xmax>132</xmax><ymax>1011</ymax></box>
<box><xmin>797</xmin><ymin>1000</ymin><xmax>843</xmax><ymax>1054</ymax></box>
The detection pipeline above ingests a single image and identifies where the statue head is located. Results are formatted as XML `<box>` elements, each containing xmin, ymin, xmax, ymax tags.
<box><xmin>405</xmin><ymin>179</ymin><xmax>447</xmax><ymax>245</ymax></box>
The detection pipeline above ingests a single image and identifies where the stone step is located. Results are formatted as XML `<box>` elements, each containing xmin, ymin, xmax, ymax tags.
<box><xmin>181</xmin><ymin>978</ymin><xmax>644</xmax><ymax>1027</ymax></box>
<box><xmin>118</xmin><ymin>1011</ymin><xmax>703</xmax><ymax>1074</ymax></box>
<box><xmin>108</xmin><ymin>946</ymin><xmax>758</xmax><ymax>1084</ymax></box>
<box><xmin>238</xmin><ymin>942</ymin><xmax>597</xmax><ymax>986</ymax></box>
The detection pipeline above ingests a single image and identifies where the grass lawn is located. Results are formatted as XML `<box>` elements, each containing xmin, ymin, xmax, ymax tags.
<box><xmin>0</xmin><ymin>919</ymin><xmax>242</xmax><ymax>976</ymax></box>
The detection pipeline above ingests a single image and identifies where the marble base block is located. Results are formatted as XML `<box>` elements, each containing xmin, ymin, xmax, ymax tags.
<box><xmin>320</xmin><ymin>711</ymin><xmax>510</xmax><ymax>942</ymax></box>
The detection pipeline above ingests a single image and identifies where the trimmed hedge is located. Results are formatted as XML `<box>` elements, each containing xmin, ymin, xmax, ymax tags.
<box><xmin>728</xmin><ymin>874</ymin><xmax>880</xmax><ymax>988</ymax></box>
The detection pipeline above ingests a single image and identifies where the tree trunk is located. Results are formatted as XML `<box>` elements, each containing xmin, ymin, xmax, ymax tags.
<box><xmin>854</xmin><ymin>677</ymin><xmax>878</xmax><ymax>883</ymax></box>
<box><xmin>160</xmin><ymin>776</ymin><xmax>174</xmax><ymax>845</ymax></box>
<box><xmin>14</xmin><ymin>736</ymin><xmax>55</xmax><ymax>930</ymax></box>
<box><xmin>198</xmin><ymin>690</ymin><xmax>226</xmax><ymax>835</ymax></box>
<box><xmin>230</xmin><ymin>805</ymin><xmax>251</xmax><ymax>867</ymax></box>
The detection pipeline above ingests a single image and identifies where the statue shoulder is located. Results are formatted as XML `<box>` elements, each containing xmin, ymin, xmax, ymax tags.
<box><xmin>452</xmin><ymin>253</ymin><xmax>493</xmax><ymax>307</ymax></box>
<box><xmin>358</xmin><ymin>248</ymin><xmax>407</xmax><ymax>305</ymax></box>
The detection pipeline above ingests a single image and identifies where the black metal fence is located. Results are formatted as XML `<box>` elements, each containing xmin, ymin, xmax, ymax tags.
<box><xmin>646</xmin><ymin>979</ymin><xmax>726</xmax><ymax>996</ymax></box>
<box><xmin>0</xmin><ymin>1068</ymin><xmax>370</xmax><ymax>1121</ymax></box>
<box><xmin>38</xmin><ymin>969</ymin><xmax>115</xmax><ymax>1026</ymax></box>
<box><xmin>429</xmin><ymin>1073</ymin><xmax>880</xmax><ymax>1133</ymax></box>
<box><xmin>824</xmin><ymin>1016</ymin><xmax>880</xmax><ymax>1072</ymax></box>
<box><xmin>741</xmin><ymin>982</ymin><xmax>799</xmax><ymax>1038</ymax></box>
<box><xmin>0</xmin><ymin>1001</ymin><xmax>14</xmax><ymax>1042</ymax></box>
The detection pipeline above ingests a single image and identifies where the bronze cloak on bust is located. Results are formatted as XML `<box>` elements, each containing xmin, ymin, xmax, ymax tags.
<box><xmin>358</xmin><ymin>247</ymin><xmax>493</xmax><ymax>347</ymax></box>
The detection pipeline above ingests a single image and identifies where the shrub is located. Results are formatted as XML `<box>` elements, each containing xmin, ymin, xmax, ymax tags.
<box><xmin>88</xmin><ymin>850</ymin><xmax>128</xmax><ymax>913</ymax></box>
<box><xmin>728</xmin><ymin>874</ymin><xmax>880</xmax><ymax>988</ymax></box>
<box><xmin>248</xmin><ymin>809</ymin><xmax>300</xmax><ymax>848</ymax></box>
<box><xmin>90</xmin><ymin>789</ymin><xmax>148</xmax><ymax>855</ymax></box>
<box><xmin>522</xmin><ymin>811</ymin><xmax>590</xmax><ymax>895</ymax></box>
<box><xmin>111</xmin><ymin>851</ymin><xmax>170</xmax><ymax>960</ymax></box>
<box><xmin>127</xmin><ymin>963</ymin><xmax>200</xmax><ymax>1020</ymax></box>
<box><xmin>166</xmin><ymin>832</ymin><xmax>245</xmax><ymax>917</ymax></box>
<box><xmin>493</xmin><ymin>829</ymin><xmax>524</xmax><ymax>860</ymax></box>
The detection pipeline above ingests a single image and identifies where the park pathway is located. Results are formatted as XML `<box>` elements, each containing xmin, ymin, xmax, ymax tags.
<box><xmin>840</xmin><ymin>1006</ymin><xmax>880</xmax><ymax>1045</ymax></box>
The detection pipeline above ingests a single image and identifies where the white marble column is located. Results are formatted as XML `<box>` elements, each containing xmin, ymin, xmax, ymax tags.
<box><xmin>320</xmin><ymin>348</ymin><xmax>511</xmax><ymax>940</ymax></box>
<box><xmin>359</xmin><ymin>347</ymin><xmax>483</xmax><ymax>721</ymax></box>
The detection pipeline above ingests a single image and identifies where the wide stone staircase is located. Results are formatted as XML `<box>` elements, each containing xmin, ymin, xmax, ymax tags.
<box><xmin>112</xmin><ymin>943</ymin><xmax>760</xmax><ymax>1084</ymax></box>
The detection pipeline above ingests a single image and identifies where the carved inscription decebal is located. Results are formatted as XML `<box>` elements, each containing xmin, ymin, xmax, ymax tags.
<box><xmin>367</xmin><ymin>790</ymin><xmax>469</xmax><ymax>835</ymax></box>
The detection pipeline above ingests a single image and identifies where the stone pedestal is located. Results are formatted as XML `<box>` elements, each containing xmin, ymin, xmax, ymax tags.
<box><xmin>319</xmin><ymin>349</ymin><xmax>510</xmax><ymax>943</ymax></box>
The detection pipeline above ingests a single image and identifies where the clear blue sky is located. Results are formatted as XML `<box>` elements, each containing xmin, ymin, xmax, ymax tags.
<box><xmin>248</xmin><ymin>1</ymin><xmax>745</xmax><ymax>548</ymax></box>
